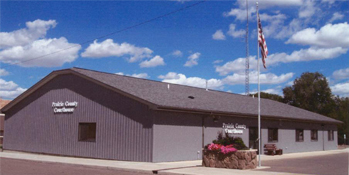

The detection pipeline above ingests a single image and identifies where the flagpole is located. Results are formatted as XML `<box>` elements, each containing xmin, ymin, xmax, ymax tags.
<box><xmin>256</xmin><ymin>1</ymin><xmax>261</xmax><ymax>168</ymax></box>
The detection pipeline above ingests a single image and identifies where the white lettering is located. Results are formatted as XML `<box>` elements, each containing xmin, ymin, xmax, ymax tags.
<box><xmin>52</xmin><ymin>101</ymin><xmax>78</xmax><ymax>114</ymax></box>
<box><xmin>225</xmin><ymin>128</ymin><xmax>243</xmax><ymax>134</ymax></box>
<box><xmin>52</xmin><ymin>102</ymin><xmax>64</xmax><ymax>107</ymax></box>
<box><xmin>223</xmin><ymin>122</ymin><xmax>246</xmax><ymax>134</ymax></box>
<box><xmin>65</xmin><ymin>101</ymin><xmax>78</xmax><ymax>107</ymax></box>
<box><xmin>235</xmin><ymin>123</ymin><xmax>246</xmax><ymax>130</ymax></box>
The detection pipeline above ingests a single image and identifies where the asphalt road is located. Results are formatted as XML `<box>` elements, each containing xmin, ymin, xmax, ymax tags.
<box><xmin>0</xmin><ymin>151</ymin><xmax>348</xmax><ymax>175</ymax></box>
<box><xmin>0</xmin><ymin>158</ymin><xmax>154</xmax><ymax>175</ymax></box>
<box><xmin>256</xmin><ymin>152</ymin><xmax>349</xmax><ymax>175</ymax></box>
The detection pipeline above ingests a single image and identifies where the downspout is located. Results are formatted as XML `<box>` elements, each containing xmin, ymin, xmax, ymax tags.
<box><xmin>202</xmin><ymin>115</ymin><xmax>205</xmax><ymax>160</ymax></box>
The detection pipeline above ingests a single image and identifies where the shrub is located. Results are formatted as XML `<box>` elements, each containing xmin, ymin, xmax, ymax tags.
<box><xmin>205</xmin><ymin>131</ymin><xmax>248</xmax><ymax>154</ymax></box>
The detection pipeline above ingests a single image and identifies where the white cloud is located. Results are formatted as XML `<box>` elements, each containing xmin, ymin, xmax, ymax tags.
<box><xmin>0</xmin><ymin>19</ymin><xmax>57</xmax><ymax>48</ymax></box>
<box><xmin>0</xmin><ymin>78</ymin><xmax>27</xmax><ymax>99</ymax></box>
<box><xmin>268</xmin><ymin>47</ymin><xmax>348</xmax><ymax>65</ymax></box>
<box><xmin>213</xmin><ymin>60</ymin><xmax>223</xmax><ymax>64</ymax></box>
<box><xmin>299</xmin><ymin>0</ymin><xmax>318</xmax><ymax>19</ymax></box>
<box><xmin>224</xmin><ymin>0</ymin><xmax>301</xmax><ymax>21</ymax></box>
<box><xmin>0</xmin><ymin>38</ymin><xmax>81</xmax><ymax>67</ymax></box>
<box><xmin>227</xmin><ymin>24</ymin><xmax>245</xmax><ymax>38</ymax></box>
<box><xmin>328</xmin><ymin>12</ymin><xmax>344</xmax><ymax>23</ymax></box>
<box><xmin>332</xmin><ymin>68</ymin><xmax>349</xmax><ymax>80</ymax></box>
<box><xmin>158</xmin><ymin>72</ymin><xmax>180</xmax><ymax>80</ymax></box>
<box><xmin>286</xmin><ymin>22</ymin><xmax>349</xmax><ymax>48</ymax></box>
<box><xmin>216</xmin><ymin>46</ymin><xmax>347</xmax><ymax>76</ymax></box>
<box><xmin>184</xmin><ymin>52</ymin><xmax>200</xmax><ymax>67</ymax></box>
<box><xmin>215</xmin><ymin>56</ymin><xmax>257</xmax><ymax>76</ymax></box>
<box><xmin>130</xmin><ymin>73</ymin><xmax>149</xmax><ymax>79</ymax></box>
<box><xmin>223</xmin><ymin>7</ymin><xmax>256</xmax><ymax>22</ymax></box>
<box><xmin>81</xmin><ymin>39</ymin><xmax>153</xmax><ymax>63</ymax></box>
<box><xmin>321</xmin><ymin>0</ymin><xmax>336</xmax><ymax>4</ymax></box>
<box><xmin>212</xmin><ymin>30</ymin><xmax>226</xmax><ymax>40</ymax></box>
<box><xmin>331</xmin><ymin>82</ymin><xmax>349</xmax><ymax>97</ymax></box>
<box><xmin>286</xmin><ymin>81</ymin><xmax>294</xmax><ymax>86</ymax></box>
<box><xmin>139</xmin><ymin>55</ymin><xmax>165</xmax><ymax>68</ymax></box>
<box><xmin>259</xmin><ymin>13</ymin><xmax>287</xmax><ymax>38</ymax></box>
<box><xmin>263</xmin><ymin>88</ymin><xmax>283</xmax><ymax>96</ymax></box>
<box><xmin>172</xmin><ymin>50</ymin><xmax>183</xmax><ymax>57</ymax></box>
<box><xmin>236</xmin><ymin>0</ymin><xmax>302</xmax><ymax>9</ymax></box>
<box><xmin>0</xmin><ymin>79</ymin><xmax>18</xmax><ymax>90</ymax></box>
<box><xmin>115</xmin><ymin>72</ymin><xmax>149</xmax><ymax>79</ymax></box>
<box><xmin>159</xmin><ymin>72</ymin><xmax>224</xmax><ymax>90</ymax></box>
<box><xmin>274</xmin><ymin>19</ymin><xmax>303</xmax><ymax>39</ymax></box>
<box><xmin>223</xmin><ymin>71</ymin><xmax>294</xmax><ymax>85</ymax></box>
<box><xmin>0</xmin><ymin>69</ymin><xmax>9</xmax><ymax>76</ymax></box>
<box><xmin>260</xmin><ymin>13</ymin><xmax>287</xmax><ymax>22</ymax></box>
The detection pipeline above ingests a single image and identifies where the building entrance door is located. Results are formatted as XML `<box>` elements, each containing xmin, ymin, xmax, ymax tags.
<box><xmin>249</xmin><ymin>127</ymin><xmax>258</xmax><ymax>149</ymax></box>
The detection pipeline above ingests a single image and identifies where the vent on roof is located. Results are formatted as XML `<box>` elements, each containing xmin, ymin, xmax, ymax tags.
<box><xmin>188</xmin><ymin>96</ymin><xmax>195</xmax><ymax>99</ymax></box>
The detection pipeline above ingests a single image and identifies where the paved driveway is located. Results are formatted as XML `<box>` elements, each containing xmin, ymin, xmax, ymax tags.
<box><xmin>0</xmin><ymin>158</ymin><xmax>154</xmax><ymax>175</ymax></box>
<box><xmin>254</xmin><ymin>151</ymin><xmax>349</xmax><ymax>175</ymax></box>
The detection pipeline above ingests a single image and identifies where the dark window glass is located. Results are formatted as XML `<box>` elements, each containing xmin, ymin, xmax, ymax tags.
<box><xmin>311</xmin><ymin>130</ymin><xmax>318</xmax><ymax>141</ymax></box>
<box><xmin>296</xmin><ymin>129</ymin><xmax>304</xmax><ymax>142</ymax></box>
<box><xmin>78</xmin><ymin>123</ymin><xmax>96</xmax><ymax>142</ymax></box>
<box><xmin>328</xmin><ymin>130</ymin><xmax>334</xmax><ymax>141</ymax></box>
<box><xmin>268</xmin><ymin>128</ymin><xmax>278</xmax><ymax>142</ymax></box>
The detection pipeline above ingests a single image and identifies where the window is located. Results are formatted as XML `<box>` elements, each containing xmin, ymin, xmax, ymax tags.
<box><xmin>328</xmin><ymin>130</ymin><xmax>334</xmax><ymax>141</ymax></box>
<box><xmin>268</xmin><ymin>128</ymin><xmax>278</xmax><ymax>142</ymax></box>
<box><xmin>296</xmin><ymin>129</ymin><xmax>304</xmax><ymax>142</ymax></box>
<box><xmin>311</xmin><ymin>130</ymin><xmax>318</xmax><ymax>141</ymax></box>
<box><xmin>78</xmin><ymin>123</ymin><xmax>96</xmax><ymax>142</ymax></box>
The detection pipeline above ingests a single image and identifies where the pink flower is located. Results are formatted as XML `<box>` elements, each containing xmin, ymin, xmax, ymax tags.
<box><xmin>220</xmin><ymin>145</ymin><xmax>237</xmax><ymax>154</ymax></box>
<box><xmin>208</xmin><ymin>143</ymin><xmax>222</xmax><ymax>151</ymax></box>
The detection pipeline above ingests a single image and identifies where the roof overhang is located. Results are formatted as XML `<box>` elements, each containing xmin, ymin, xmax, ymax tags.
<box><xmin>155</xmin><ymin>106</ymin><xmax>343</xmax><ymax>125</ymax></box>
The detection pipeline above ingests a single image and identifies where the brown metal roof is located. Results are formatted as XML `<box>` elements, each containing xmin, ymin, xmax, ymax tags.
<box><xmin>70</xmin><ymin>67</ymin><xmax>341</xmax><ymax>124</ymax></box>
<box><xmin>1</xmin><ymin>67</ymin><xmax>342</xmax><ymax>124</ymax></box>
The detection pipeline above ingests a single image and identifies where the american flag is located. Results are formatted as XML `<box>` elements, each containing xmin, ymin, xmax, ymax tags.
<box><xmin>258</xmin><ymin>12</ymin><xmax>268</xmax><ymax>69</ymax></box>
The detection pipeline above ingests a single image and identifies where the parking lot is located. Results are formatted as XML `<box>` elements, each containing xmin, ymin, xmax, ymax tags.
<box><xmin>256</xmin><ymin>151</ymin><xmax>349</xmax><ymax>175</ymax></box>
<box><xmin>0</xmin><ymin>149</ymin><xmax>348</xmax><ymax>175</ymax></box>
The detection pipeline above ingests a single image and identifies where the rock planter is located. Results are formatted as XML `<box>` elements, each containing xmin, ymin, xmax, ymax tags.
<box><xmin>203</xmin><ymin>150</ymin><xmax>257</xmax><ymax>170</ymax></box>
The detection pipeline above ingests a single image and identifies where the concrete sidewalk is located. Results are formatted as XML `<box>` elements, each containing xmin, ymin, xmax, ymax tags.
<box><xmin>1</xmin><ymin>149</ymin><xmax>348</xmax><ymax>175</ymax></box>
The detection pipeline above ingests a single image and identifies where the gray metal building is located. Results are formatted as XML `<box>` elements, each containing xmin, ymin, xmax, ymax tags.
<box><xmin>1</xmin><ymin>68</ymin><xmax>341</xmax><ymax>162</ymax></box>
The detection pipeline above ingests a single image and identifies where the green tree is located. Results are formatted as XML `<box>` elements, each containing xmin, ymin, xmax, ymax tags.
<box><xmin>329</xmin><ymin>97</ymin><xmax>349</xmax><ymax>145</ymax></box>
<box><xmin>282</xmin><ymin>72</ymin><xmax>335</xmax><ymax>117</ymax></box>
<box><xmin>250</xmin><ymin>92</ymin><xmax>283</xmax><ymax>103</ymax></box>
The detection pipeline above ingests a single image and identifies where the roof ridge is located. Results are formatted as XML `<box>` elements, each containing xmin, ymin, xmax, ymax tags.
<box><xmin>71</xmin><ymin>67</ymin><xmax>249</xmax><ymax>97</ymax></box>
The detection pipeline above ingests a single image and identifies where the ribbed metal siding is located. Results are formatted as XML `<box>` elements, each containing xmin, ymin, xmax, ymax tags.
<box><xmin>4</xmin><ymin>74</ymin><xmax>153</xmax><ymax>162</ymax></box>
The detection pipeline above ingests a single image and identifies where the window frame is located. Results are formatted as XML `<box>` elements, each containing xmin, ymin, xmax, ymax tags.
<box><xmin>296</xmin><ymin>129</ymin><xmax>304</xmax><ymax>142</ymax></box>
<box><xmin>268</xmin><ymin>128</ymin><xmax>278</xmax><ymax>143</ymax></box>
<box><xmin>78</xmin><ymin>123</ymin><xmax>97</xmax><ymax>142</ymax></box>
<box><xmin>311</xmin><ymin>129</ymin><xmax>318</xmax><ymax>141</ymax></box>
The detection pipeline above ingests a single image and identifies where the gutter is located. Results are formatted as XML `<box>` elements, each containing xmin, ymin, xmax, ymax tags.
<box><xmin>154</xmin><ymin>106</ymin><xmax>343</xmax><ymax>125</ymax></box>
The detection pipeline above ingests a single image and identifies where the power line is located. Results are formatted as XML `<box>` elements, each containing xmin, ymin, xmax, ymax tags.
<box><xmin>1</xmin><ymin>1</ymin><xmax>206</xmax><ymax>67</ymax></box>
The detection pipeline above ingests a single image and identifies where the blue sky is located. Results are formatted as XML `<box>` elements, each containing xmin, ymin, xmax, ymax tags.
<box><xmin>0</xmin><ymin>0</ymin><xmax>348</xmax><ymax>100</ymax></box>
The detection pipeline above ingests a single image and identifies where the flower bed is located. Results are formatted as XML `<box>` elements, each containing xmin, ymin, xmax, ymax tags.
<box><xmin>202</xmin><ymin>132</ymin><xmax>257</xmax><ymax>170</ymax></box>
